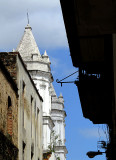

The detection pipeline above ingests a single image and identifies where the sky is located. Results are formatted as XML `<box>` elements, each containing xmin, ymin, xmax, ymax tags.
<box><xmin>0</xmin><ymin>0</ymin><xmax>108</xmax><ymax>160</ymax></box>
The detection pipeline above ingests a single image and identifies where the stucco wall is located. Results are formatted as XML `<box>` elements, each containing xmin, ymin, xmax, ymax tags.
<box><xmin>17</xmin><ymin>55</ymin><xmax>43</xmax><ymax>160</ymax></box>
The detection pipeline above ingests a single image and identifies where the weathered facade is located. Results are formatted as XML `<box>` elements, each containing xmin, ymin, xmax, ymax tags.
<box><xmin>0</xmin><ymin>59</ymin><xmax>18</xmax><ymax>160</ymax></box>
<box><xmin>0</xmin><ymin>52</ymin><xmax>43</xmax><ymax>160</ymax></box>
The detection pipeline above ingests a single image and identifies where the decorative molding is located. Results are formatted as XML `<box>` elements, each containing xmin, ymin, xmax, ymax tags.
<box><xmin>54</xmin><ymin>146</ymin><xmax>68</xmax><ymax>154</ymax></box>
<box><xmin>52</xmin><ymin>100</ymin><xmax>64</xmax><ymax>105</ymax></box>
<box><xmin>51</xmin><ymin>109</ymin><xmax>66</xmax><ymax>117</ymax></box>
<box><xmin>29</xmin><ymin>70</ymin><xmax>53</xmax><ymax>82</ymax></box>
<box><xmin>43</xmin><ymin>116</ymin><xmax>55</xmax><ymax>129</ymax></box>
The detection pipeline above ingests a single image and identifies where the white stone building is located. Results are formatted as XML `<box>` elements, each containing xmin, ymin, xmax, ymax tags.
<box><xmin>16</xmin><ymin>24</ymin><xmax>67</xmax><ymax>160</ymax></box>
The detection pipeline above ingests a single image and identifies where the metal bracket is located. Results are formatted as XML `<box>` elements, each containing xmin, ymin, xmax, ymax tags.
<box><xmin>56</xmin><ymin>70</ymin><xmax>79</xmax><ymax>87</ymax></box>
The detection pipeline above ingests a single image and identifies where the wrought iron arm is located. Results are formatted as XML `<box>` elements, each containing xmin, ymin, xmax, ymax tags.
<box><xmin>56</xmin><ymin>70</ymin><xmax>79</xmax><ymax>87</ymax></box>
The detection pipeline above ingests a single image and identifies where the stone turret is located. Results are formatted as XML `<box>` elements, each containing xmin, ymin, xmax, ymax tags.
<box><xmin>51</xmin><ymin>86</ymin><xmax>67</xmax><ymax>160</ymax></box>
<box><xmin>58</xmin><ymin>93</ymin><xmax>64</xmax><ymax>103</ymax></box>
<box><xmin>42</xmin><ymin>50</ymin><xmax>51</xmax><ymax>64</ymax></box>
<box><xmin>16</xmin><ymin>24</ymin><xmax>41</xmax><ymax>61</ymax></box>
<box><xmin>16</xmin><ymin>24</ymin><xmax>54</xmax><ymax>154</ymax></box>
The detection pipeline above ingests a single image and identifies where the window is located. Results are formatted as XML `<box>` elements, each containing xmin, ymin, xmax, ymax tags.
<box><xmin>23</xmin><ymin>141</ymin><xmax>26</xmax><ymax>160</ymax></box>
<box><xmin>8</xmin><ymin>96</ymin><xmax>12</xmax><ymax>108</ymax></box>
<box><xmin>34</xmin><ymin>101</ymin><xmax>36</xmax><ymax>117</ymax></box>
<box><xmin>31</xmin><ymin>96</ymin><xmax>33</xmax><ymax>104</ymax></box>
<box><xmin>31</xmin><ymin>96</ymin><xmax>33</xmax><ymax>138</ymax></box>
<box><xmin>23</xmin><ymin>81</ymin><xmax>25</xmax><ymax>93</ymax></box>
<box><xmin>37</xmin><ymin>108</ymin><xmax>39</xmax><ymax>147</ymax></box>
<box><xmin>22</xmin><ymin>81</ymin><xmax>25</xmax><ymax>127</ymax></box>
<box><xmin>7</xmin><ymin>96</ymin><xmax>12</xmax><ymax>135</ymax></box>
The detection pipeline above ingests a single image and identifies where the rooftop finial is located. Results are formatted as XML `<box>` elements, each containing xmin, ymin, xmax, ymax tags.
<box><xmin>27</xmin><ymin>10</ymin><xmax>29</xmax><ymax>24</ymax></box>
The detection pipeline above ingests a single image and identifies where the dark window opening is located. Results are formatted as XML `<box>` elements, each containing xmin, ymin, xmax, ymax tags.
<box><xmin>37</xmin><ymin>108</ymin><xmax>40</xmax><ymax>114</ymax></box>
<box><xmin>31</xmin><ymin>96</ymin><xmax>33</xmax><ymax>104</ymax></box>
<box><xmin>7</xmin><ymin>96</ymin><xmax>12</xmax><ymax>135</ymax></box>
<box><xmin>23</xmin><ymin>81</ymin><xmax>25</xmax><ymax>93</ymax></box>
<box><xmin>34</xmin><ymin>101</ymin><xmax>36</xmax><ymax>117</ymax></box>
<box><xmin>8</xmin><ymin>96</ymin><xmax>12</xmax><ymax>108</ymax></box>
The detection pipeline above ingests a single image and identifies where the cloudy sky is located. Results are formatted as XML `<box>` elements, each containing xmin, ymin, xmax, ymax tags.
<box><xmin>0</xmin><ymin>1</ymin><xmax>108</xmax><ymax>160</ymax></box>
<box><xmin>0</xmin><ymin>0</ymin><xmax>68</xmax><ymax>51</ymax></box>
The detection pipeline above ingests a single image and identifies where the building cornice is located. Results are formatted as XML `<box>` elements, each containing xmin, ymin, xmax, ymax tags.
<box><xmin>52</xmin><ymin>100</ymin><xmax>64</xmax><ymax>105</ymax></box>
<box><xmin>43</xmin><ymin>116</ymin><xmax>55</xmax><ymax>129</ymax></box>
<box><xmin>24</xmin><ymin>60</ymin><xmax>50</xmax><ymax>66</ymax></box>
<box><xmin>29</xmin><ymin>70</ymin><xmax>53</xmax><ymax>82</ymax></box>
<box><xmin>51</xmin><ymin>109</ymin><xmax>67</xmax><ymax>117</ymax></box>
<box><xmin>54</xmin><ymin>146</ymin><xmax>68</xmax><ymax>154</ymax></box>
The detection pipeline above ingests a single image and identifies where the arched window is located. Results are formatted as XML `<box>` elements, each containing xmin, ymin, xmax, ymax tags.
<box><xmin>7</xmin><ymin>96</ymin><xmax>12</xmax><ymax>136</ymax></box>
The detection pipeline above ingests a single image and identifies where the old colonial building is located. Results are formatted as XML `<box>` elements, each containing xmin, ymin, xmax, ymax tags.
<box><xmin>0</xmin><ymin>22</ymin><xmax>67</xmax><ymax>160</ymax></box>
<box><xmin>0</xmin><ymin>52</ymin><xmax>43</xmax><ymax>160</ymax></box>
<box><xmin>16</xmin><ymin>24</ymin><xmax>67</xmax><ymax>160</ymax></box>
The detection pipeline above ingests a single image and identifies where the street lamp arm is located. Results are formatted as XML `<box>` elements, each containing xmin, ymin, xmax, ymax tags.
<box><xmin>86</xmin><ymin>150</ymin><xmax>105</xmax><ymax>158</ymax></box>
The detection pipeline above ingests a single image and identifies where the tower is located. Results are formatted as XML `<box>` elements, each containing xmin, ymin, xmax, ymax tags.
<box><xmin>51</xmin><ymin>85</ymin><xmax>67</xmax><ymax>160</ymax></box>
<box><xmin>16</xmin><ymin>23</ymin><xmax>67</xmax><ymax>160</ymax></box>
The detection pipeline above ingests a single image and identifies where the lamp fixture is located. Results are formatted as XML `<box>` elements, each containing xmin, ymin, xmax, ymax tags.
<box><xmin>86</xmin><ymin>150</ymin><xmax>105</xmax><ymax>158</ymax></box>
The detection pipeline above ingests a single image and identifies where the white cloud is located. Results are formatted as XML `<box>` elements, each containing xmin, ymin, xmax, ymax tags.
<box><xmin>0</xmin><ymin>0</ymin><xmax>68</xmax><ymax>51</ymax></box>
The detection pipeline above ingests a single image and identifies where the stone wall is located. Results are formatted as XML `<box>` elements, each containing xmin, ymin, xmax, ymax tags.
<box><xmin>0</xmin><ymin>68</ymin><xmax>18</xmax><ymax>148</ymax></box>
<box><xmin>0</xmin><ymin>52</ymin><xmax>17</xmax><ymax>83</ymax></box>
